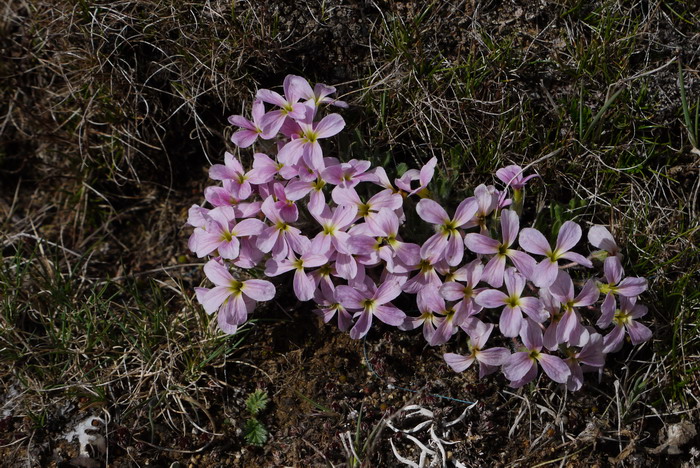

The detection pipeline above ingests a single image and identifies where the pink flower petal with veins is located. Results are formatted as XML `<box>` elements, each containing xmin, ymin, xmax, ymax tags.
<box><xmin>416</xmin><ymin>198</ymin><xmax>449</xmax><ymax>224</ymax></box>
<box><xmin>519</xmin><ymin>228</ymin><xmax>550</xmax><ymax>256</ymax></box>
<box><xmin>444</xmin><ymin>353</ymin><xmax>475</xmax><ymax>373</ymax></box>
<box><xmin>537</xmin><ymin>354</ymin><xmax>570</xmax><ymax>383</ymax></box>
<box><xmin>242</xmin><ymin>279</ymin><xmax>276</xmax><ymax>301</ymax></box>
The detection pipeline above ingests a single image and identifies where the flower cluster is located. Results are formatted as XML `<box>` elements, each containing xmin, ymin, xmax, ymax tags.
<box><xmin>188</xmin><ymin>75</ymin><xmax>651</xmax><ymax>391</ymax></box>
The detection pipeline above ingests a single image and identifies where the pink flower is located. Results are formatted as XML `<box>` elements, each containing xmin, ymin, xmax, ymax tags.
<box><xmin>464</xmin><ymin>209</ymin><xmax>536</xmax><ymax>287</ymax></box>
<box><xmin>296</xmin><ymin>78</ymin><xmax>348</xmax><ymax>110</ymax></box>
<box><xmin>597</xmin><ymin>258</ymin><xmax>648</xmax><ymax>326</ymax></box>
<box><xmin>257</xmin><ymin>197</ymin><xmax>310</xmax><ymax>260</ymax></box>
<box><xmin>502</xmin><ymin>319</ymin><xmax>571</xmax><ymax>387</ymax></box>
<box><xmin>496</xmin><ymin>165</ymin><xmax>539</xmax><ymax>191</ymax></box>
<box><xmin>284</xmin><ymin>178</ymin><xmax>325</xmax><ymax>216</ymax></box>
<box><xmin>264</xmin><ymin>249</ymin><xmax>327</xmax><ymax>301</ymax></box>
<box><xmin>601</xmin><ymin>296</ymin><xmax>652</xmax><ymax>353</ymax></box>
<box><xmin>564</xmin><ymin>332</ymin><xmax>605</xmax><ymax>391</ymax></box>
<box><xmin>195</xmin><ymin>259</ymin><xmax>275</xmax><ymax>334</ymax></box>
<box><xmin>189</xmin><ymin>206</ymin><xmax>264</xmax><ymax>259</ymax></box>
<box><xmin>314</xmin><ymin>281</ymin><xmax>353</xmax><ymax>331</ymax></box>
<box><xmin>444</xmin><ymin>321</ymin><xmax>510</xmax><ymax>378</ymax></box>
<box><xmin>462</xmin><ymin>184</ymin><xmax>499</xmax><ymax>231</ymax></box>
<box><xmin>417</xmin><ymin>197</ymin><xmax>478</xmax><ymax>266</ymax></box>
<box><xmin>401</xmin><ymin>252</ymin><xmax>446</xmax><ymax>295</ymax></box>
<box><xmin>400</xmin><ymin>287</ymin><xmax>445</xmax><ymax>345</ymax></box>
<box><xmin>439</xmin><ymin>259</ymin><xmax>485</xmax><ymax>318</ymax></box>
<box><xmin>322</xmin><ymin>159</ymin><xmax>374</xmax><ymax>195</ymax></box>
<box><xmin>336</xmin><ymin>280</ymin><xmax>406</xmax><ymax>339</ymax></box>
<box><xmin>395</xmin><ymin>157</ymin><xmax>437</xmax><ymax>196</ymax></box>
<box><xmin>519</xmin><ymin>221</ymin><xmax>593</xmax><ymax>288</ymax></box>
<box><xmin>333</xmin><ymin>189</ymin><xmax>402</xmax><ymax>227</ymax></box>
<box><xmin>209</xmin><ymin>152</ymin><xmax>269</xmax><ymax>200</ymax></box>
<box><xmin>588</xmin><ymin>225</ymin><xmax>624</xmax><ymax>274</ymax></box>
<box><xmin>228</xmin><ymin>100</ymin><xmax>273</xmax><ymax>147</ymax></box>
<box><xmin>277</xmin><ymin>109</ymin><xmax>346</xmax><ymax>170</ymax></box>
<box><xmin>548</xmin><ymin>271</ymin><xmax>599</xmax><ymax>347</ymax></box>
<box><xmin>257</xmin><ymin>75</ymin><xmax>308</xmax><ymax>135</ymax></box>
<box><xmin>475</xmin><ymin>268</ymin><xmax>546</xmax><ymax>337</ymax></box>
<box><xmin>309</xmin><ymin>204</ymin><xmax>358</xmax><ymax>256</ymax></box>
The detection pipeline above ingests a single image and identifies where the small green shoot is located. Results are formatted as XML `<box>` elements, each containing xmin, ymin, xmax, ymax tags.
<box><xmin>243</xmin><ymin>389</ymin><xmax>270</xmax><ymax>446</ymax></box>
<box><xmin>243</xmin><ymin>417</ymin><xmax>269</xmax><ymax>447</ymax></box>
<box><xmin>245</xmin><ymin>389</ymin><xmax>270</xmax><ymax>416</ymax></box>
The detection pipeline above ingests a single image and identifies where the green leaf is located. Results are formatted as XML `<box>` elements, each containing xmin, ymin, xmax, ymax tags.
<box><xmin>243</xmin><ymin>418</ymin><xmax>268</xmax><ymax>446</ymax></box>
<box><xmin>245</xmin><ymin>389</ymin><xmax>269</xmax><ymax>416</ymax></box>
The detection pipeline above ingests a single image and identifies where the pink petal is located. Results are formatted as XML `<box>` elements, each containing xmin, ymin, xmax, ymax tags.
<box><xmin>416</xmin><ymin>198</ymin><xmax>449</xmax><ymax>225</ymax></box>
<box><xmin>242</xmin><ymin>279</ymin><xmax>276</xmax><ymax>301</ymax></box>
<box><xmin>554</xmin><ymin>221</ymin><xmax>582</xmax><ymax>253</ymax></box>
<box><xmin>256</xmin><ymin>226</ymin><xmax>280</xmax><ymax>253</ymax></box>
<box><xmin>349</xmin><ymin>309</ymin><xmax>373</xmax><ymax>339</ymax></box>
<box><xmin>503</xmin><ymin>352</ymin><xmax>535</xmax><ymax>381</ymax></box>
<box><xmin>499</xmin><ymin>306</ymin><xmax>522</xmax><ymax>338</ymax></box>
<box><xmin>444</xmin><ymin>353</ymin><xmax>475</xmax><ymax>373</ymax></box>
<box><xmin>203</xmin><ymin>260</ymin><xmax>234</xmax><ymax>286</ymax></box>
<box><xmin>503</xmin><ymin>268</ymin><xmax>525</xmax><ymax>297</ymax></box>
<box><xmin>231</xmin><ymin>129</ymin><xmax>259</xmax><ymax>148</ymax></box>
<box><xmin>445</xmin><ymin>233</ymin><xmax>464</xmax><ymax>266</ymax></box>
<box><xmin>209</xmin><ymin>164</ymin><xmax>239</xmax><ymax>181</ymax></box>
<box><xmin>519</xmin><ymin>317</ymin><xmax>542</xmax><ymax>349</ymax></box>
<box><xmin>500</xmin><ymin>209</ymin><xmax>519</xmax><ymax>247</ymax></box>
<box><xmin>464</xmin><ymin>233</ymin><xmax>500</xmax><ymax>254</ymax></box>
<box><xmin>419</xmin><ymin>157</ymin><xmax>437</xmax><ymax>188</ymax></box>
<box><xmin>195</xmin><ymin>286</ymin><xmax>231</xmax><ymax>314</ymax></box>
<box><xmin>560</xmin><ymin>251</ymin><xmax>593</xmax><ymax>268</ymax></box>
<box><xmin>537</xmin><ymin>354</ymin><xmax>570</xmax><ymax>383</ymax></box>
<box><xmin>335</xmin><ymin>285</ymin><xmax>366</xmax><ymax>310</ymax></box>
<box><xmin>233</xmin><ymin>218</ymin><xmax>265</xmax><ymax>237</ymax></box>
<box><xmin>520</xmin><ymin>297</ymin><xmax>546</xmax><ymax>322</ymax></box>
<box><xmin>532</xmin><ymin>259</ymin><xmax>559</xmax><ymax>288</ymax></box>
<box><xmin>604</xmin><ymin>255</ymin><xmax>624</xmax><ymax>284</ymax></box>
<box><xmin>293</xmin><ymin>270</ymin><xmax>316</xmax><ymax>301</ymax></box>
<box><xmin>453</xmin><ymin>198</ymin><xmax>478</xmax><ymax>226</ymax></box>
<box><xmin>256</xmin><ymin>89</ymin><xmax>287</xmax><ymax>107</ymax></box>
<box><xmin>373</xmin><ymin>280</ymin><xmax>402</xmax><ymax>305</ymax></box>
<box><xmin>284</xmin><ymin>180</ymin><xmax>313</xmax><ymax>201</ymax></box>
<box><xmin>430</xmin><ymin>319</ymin><xmax>456</xmax><ymax>346</ymax></box>
<box><xmin>603</xmin><ymin>325</ymin><xmax>625</xmax><ymax>353</ymax></box>
<box><xmin>506</xmin><ymin>250</ymin><xmax>536</xmax><ymax>280</ymax></box>
<box><xmin>588</xmin><ymin>225</ymin><xmax>618</xmax><ymax>252</ymax></box>
<box><xmin>550</xmin><ymin>270</ymin><xmax>574</xmax><ymax>303</ymax></box>
<box><xmin>477</xmin><ymin>347</ymin><xmax>511</xmax><ymax>366</ymax></box>
<box><xmin>626</xmin><ymin>320</ymin><xmax>652</xmax><ymax>345</ymax></box>
<box><xmin>574</xmin><ymin>279</ymin><xmax>600</xmax><ymax>307</ymax></box>
<box><xmin>315</xmin><ymin>113</ymin><xmax>345</xmax><ymax>138</ymax></box>
<box><xmin>519</xmin><ymin>228</ymin><xmax>551</xmax><ymax>256</ymax></box>
<box><xmin>374</xmin><ymin>304</ymin><xmax>406</xmax><ymax>326</ymax></box>
<box><xmin>277</xmin><ymin>138</ymin><xmax>305</xmax><ymax>165</ymax></box>
<box><xmin>439</xmin><ymin>282</ymin><xmax>466</xmax><ymax>301</ymax></box>
<box><xmin>617</xmin><ymin>277</ymin><xmax>647</xmax><ymax>297</ymax></box>
<box><xmin>475</xmin><ymin>289</ymin><xmax>508</xmax><ymax>309</ymax></box>
<box><xmin>543</xmin><ymin>322</ymin><xmax>560</xmax><ymax>351</ymax></box>
<box><xmin>217</xmin><ymin>238</ymin><xmax>241</xmax><ymax>259</ymax></box>
<box><xmin>597</xmin><ymin>293</ymin><xmax>616</xmax><ymax>328</ymax></box>
<box><xmin>420</xmin><ymin>233</ymin><xmax>449</xmax><ymax>262</ymax></box>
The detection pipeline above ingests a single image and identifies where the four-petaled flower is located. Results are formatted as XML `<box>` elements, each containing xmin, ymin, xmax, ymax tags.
<box><xmin>336</xmin><ymin>280</ymin><xmax>406</xmax><ymax>339</ymax></box>
<box><xmin>502</xmin><ymin>319</ymin><xmax>571</xmax><ymax>387</ymax></box>
<box><xmin>475</xmin><ymin>268</ymin><xmax>546</xmax><ymax>337</ymax></box>
<box><xmin>519</xmin><ymin>221</ymin><xmax>593</xmax><ymax>288</ymax></box>
<box><xmin>417</xmin><ymin>197</ymin><xmax>478</xmax><ymax>266</ymax></box>
<box><xmin>195</xmin><ymin>259</ymin><xmax>276</xmax><ymax>334</ymax></box>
